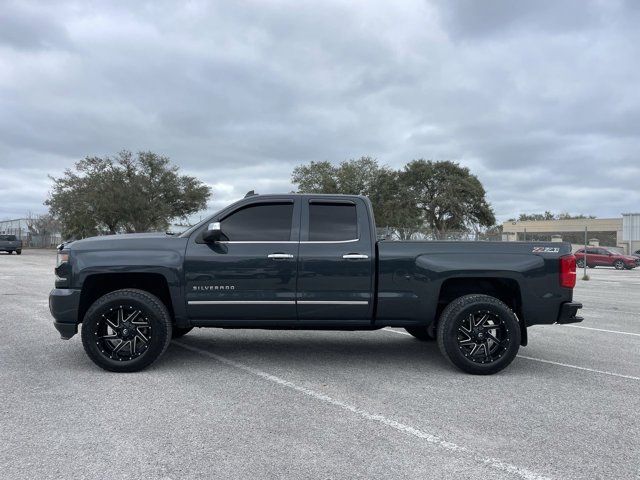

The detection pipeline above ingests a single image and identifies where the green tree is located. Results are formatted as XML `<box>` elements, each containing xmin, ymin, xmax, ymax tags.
<box><xmin>291</xmin><ymin>157</ymin><xmax>421</xmax><ymax>229</ymax></box>
<box><xmin>401</xmin><ymin>160</ymin><xmax>495</xmax><ymax>234</ymax></box>
<box><xmin>291</xmin><ymin>160</ymin><xmax>339</xmax><ymax>193</ymax></box>
<box><xmin>46</xmin><ymin>151</ymin><xmax>211</xmax><ymax>238</ymax></box>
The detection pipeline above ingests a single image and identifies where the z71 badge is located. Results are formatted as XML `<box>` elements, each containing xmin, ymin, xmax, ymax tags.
<box><xmin>532</xmin><ymin>247</ymin><xmax>560</xmax><ymax>253</ymax></box>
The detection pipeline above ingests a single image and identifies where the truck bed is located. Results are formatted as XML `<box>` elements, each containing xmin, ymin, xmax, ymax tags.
<box><xmin>376</xmin><ymin>241</ymin><xmax>573</xmax><ymax>327</ymax></box>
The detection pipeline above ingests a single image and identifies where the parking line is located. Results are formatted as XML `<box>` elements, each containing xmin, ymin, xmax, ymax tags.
<box><xmin>560</xmin><ymin>324</ymin><xmax>640</xmax><ymax>337</ymax></box>
<box><xmin>382</xmin><ymin>328</ymin><xmax>640</xmax><ymax>381</ymax></box>
<box><xmin>174</xmin><ymin>340</ymin><xmax>550</xmax><ymax>480</ymax></box>
<box><xmin>578</xmin><ymin>307</ymin><xmax>639</xmax><ymax>317</ymax></box>
<box><xmin>515</xmin><ymin>355</ymin><xmax>640</xmax><ymax>380</ymax></box>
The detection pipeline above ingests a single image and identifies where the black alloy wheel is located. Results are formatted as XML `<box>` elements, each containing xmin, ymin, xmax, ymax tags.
<box><xmin>614</xmin><ymin>260</ymin><xmax>625</xmax><ymax>270</ymax></box>
<box><xmin>455</xmin><ymin>310</ymin><xmax>509</xmax><ymax>364</ymax></box>
<box><xmin>437</xmin><ymin>294</ymin><xmax>521</xmax><ymax>375</ymax></box>
<box><xmin>94</xmin><ymin>305</ymin><xmax>152</xmax><ymax>360</ymax></box>
<box><xmin>81</xmin><ymin>289</ymin><xmax>172</xmax><ymax>372</ymax></box>
<box><xmin>576</xmin><ymin>258</ymin><xmax>585</xmax><ymax>268</ymax></box>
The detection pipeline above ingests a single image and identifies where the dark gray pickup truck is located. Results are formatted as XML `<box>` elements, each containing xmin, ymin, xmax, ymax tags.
<box><xmin>0</xmin><ymin>235</ymin><xmax>22</xmax><ymax>254</ymax></box>
<box><xmin>49</xmin><ymin>194</ymin><xmax>582</xmax><ymax>374</ymax></box>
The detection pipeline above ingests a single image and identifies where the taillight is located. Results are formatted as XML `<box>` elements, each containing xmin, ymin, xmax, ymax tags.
<box><xmin>560</xmin><ymin>255</ymin><xmax>576</xmax><ymax>288</ymax></box>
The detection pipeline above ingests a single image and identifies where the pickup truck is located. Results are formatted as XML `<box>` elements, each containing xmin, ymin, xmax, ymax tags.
<box><xmin>0</xmin><ymin>234</ymin><xmax>22</xmax><ymax>254</ymax></box>
<box><xmin>49</xmin><ymin>194</ymin><xmax>582</xmax><ymax>375</ymax></box>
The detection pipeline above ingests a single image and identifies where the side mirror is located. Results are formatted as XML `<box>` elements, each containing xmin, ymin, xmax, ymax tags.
<box><xmin>203</xmin><ymin>222</ymin><xmax>222</xmax><ymax>242</ymax></box>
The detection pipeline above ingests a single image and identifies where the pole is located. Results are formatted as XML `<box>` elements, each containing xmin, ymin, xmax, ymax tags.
<box><xmin>584</xmin><ymin>226</ymin><xmax>588</xmax><ymax>278</ymax></box>
<box><xmin>524</xmin><ymin>227</ymin><xmax>526</xmax><ymax>242</ymax></box>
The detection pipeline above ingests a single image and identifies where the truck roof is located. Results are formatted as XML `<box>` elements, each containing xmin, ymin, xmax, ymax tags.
<box><xmin>242</xmin><ymin>193</ymin><xmax>371</xmax><ymax>202</ymax></box>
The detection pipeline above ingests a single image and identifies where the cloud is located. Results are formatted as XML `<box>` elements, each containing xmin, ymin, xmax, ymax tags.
<box><xmin>1</xmin><ymin>0</ymin><xmax>639</xmax><ymax>222</ymax></box>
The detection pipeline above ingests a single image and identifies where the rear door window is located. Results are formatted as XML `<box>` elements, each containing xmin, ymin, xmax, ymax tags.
<box><xmin>308</xmin><ymin>203</ymin><xmax>358</xmax><ymax>241</ymax></box>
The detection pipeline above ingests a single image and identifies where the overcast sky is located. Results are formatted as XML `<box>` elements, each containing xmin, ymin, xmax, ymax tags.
<box><xmin>1</xmin><ymin>0</ymin><xmax>639</xmax><ymax>223</ymax></box>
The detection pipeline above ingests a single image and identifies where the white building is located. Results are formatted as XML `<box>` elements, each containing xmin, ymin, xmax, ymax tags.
<box><xmin>621</xmin><ymin>213</ymin><xmax>640</xmax><ymax>254</ymax></box>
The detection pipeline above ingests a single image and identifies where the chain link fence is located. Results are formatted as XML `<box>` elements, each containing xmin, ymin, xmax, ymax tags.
<box><xmin>376</xmin><ymin>226</ymin><xmax>502</xmax><ymax>242</ymax></box>
<box><xmin>0</xmin><ymin>218</ymin><xmax>62</xmax><ymax>248</ymax></box>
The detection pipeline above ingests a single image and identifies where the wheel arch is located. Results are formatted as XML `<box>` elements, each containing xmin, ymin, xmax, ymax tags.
<box><xmin>78</xmin><ymin>273</ymin><xmax>175</xmax><ymax>325</ymax></box>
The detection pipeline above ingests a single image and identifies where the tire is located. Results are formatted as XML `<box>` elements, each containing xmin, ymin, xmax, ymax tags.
<box><xmin>16</xmin><ymin>250</ymin><xmax>21</xmax><ymax>255</ymax></box>
<box><xmin>437</xmin><ymin>294</ymin><xmax>521</xmax><ymax>375</ymax></box>
<box><xmin>614</xmin><ymin>260</ymin><xmax>625</xmax><ymax>270</ymax></box>
<box><xmin>404</xmin><ymin>326</ymin><xmax>435</xmax><ymax>341</ymax></box>
<box><xmin>172</xmin><ymin>326</ymin><xmax>193</xmax><ymax>339</ymax></box>
<box><xmin>576</xmin><ymin>259</ymin><xmax>585</xmax><ymax>268</ymax></box>
<box><xmin>81</xmin><ymin>289</ymin><xmax>173</xmax><ymax>372</ymax></box>
<box><xmin>588</xmin><ymin>265</ymin><xmax>595</xmax><ymax>269</ymax></box>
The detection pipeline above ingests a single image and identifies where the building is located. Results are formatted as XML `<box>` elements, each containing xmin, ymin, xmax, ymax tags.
<box><xmin>502</xmin><ymin>217</ymin><xmax>624</xmax><ymax>250</ymax></box>
<box><xmin>0</xmin><ymin>218</ymin><xmax>29</xmax><ymax>238</ymax></box>
<box><xmin>621</xmin><ymin>213</ymin><xmax>640</xmax><ymax>254</ymax></box>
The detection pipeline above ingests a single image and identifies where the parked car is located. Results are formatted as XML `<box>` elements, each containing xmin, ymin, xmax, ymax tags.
<box><xmin>631</xmin><ymin>250</ymin><xmax>640</xmax><ymax>266</ymax></box>
<box><xmin>0</xmin><ymin>234</ymin><xmax>22</xmax><ymax>254</ymax></box>
<box><xmin>574</xmin><ymin>247</ymin><xmax>637</xmax><ymax>270</ymax></box>
<box><xmin>49</xmin><ymin>194</ymin><xmax>582</xmax><ymax>375</ymax></box>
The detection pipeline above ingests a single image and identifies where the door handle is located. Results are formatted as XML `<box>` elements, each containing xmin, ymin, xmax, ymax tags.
<box><xmin>268</xmin><ymin>253</ymin><xmax>294</xmax><ymax>260</ymax></box>
<box><xmin>342</xmin><ymin>253</ymin><xmax>369</xmax><ymax>259</ymax></box>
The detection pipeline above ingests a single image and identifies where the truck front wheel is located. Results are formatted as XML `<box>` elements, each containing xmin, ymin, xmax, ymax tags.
<box><xmin>81</xmin><ymin>289</ymin><xmax>172</xmax><ymax>372</ymax></box>
<box><xmin>437</xmin><ymin>294</ymin><xmax>521</xmax><ymax>375</ymax></box>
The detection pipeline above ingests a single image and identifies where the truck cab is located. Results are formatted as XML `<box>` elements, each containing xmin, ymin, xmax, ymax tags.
<box><xmin>184</xmin><ymin>194</ymin><xmax>376</xmax><ymax>326</ymax></box>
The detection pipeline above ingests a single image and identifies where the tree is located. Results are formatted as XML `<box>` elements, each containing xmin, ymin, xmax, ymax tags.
<box><xmin>291</xmin><ymin>161</ymin><xmax>339</xmax><ymax>193</ymax></box>
<box><xmin>46</xmin><ymin>151</ymin><xmax>211</xmax><ymax>238</ymax></box>
<box><xmin>26</xmin><ymin>213</ymin><xmax>61</xmax><ymax>237</ymax></box>
<box><xmin>401</xmin><ymin>160</ymin><xmax>495</xmax><ymax>234</ymax></box>
<box><xmin>291</xmin><ymin>157</ymin><xmax>421</xmax><ymax>230</ymax></box>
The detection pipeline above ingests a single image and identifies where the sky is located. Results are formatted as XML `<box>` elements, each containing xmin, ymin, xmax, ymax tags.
<box><xmin>1</xmin><ymin>0</ymin><xmax>639</xmax><ymax>223</ymax></box>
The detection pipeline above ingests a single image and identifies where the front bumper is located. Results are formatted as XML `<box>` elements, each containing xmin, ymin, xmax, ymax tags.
<box><xmin>556</xmin><ymin>302</ymin><xmax>583</xmax><ymax>324</ymax></box>
<box><xmin>49</xmin><ymin>288</ymin><xmax>81</xmax><ymax>339</ymax></box>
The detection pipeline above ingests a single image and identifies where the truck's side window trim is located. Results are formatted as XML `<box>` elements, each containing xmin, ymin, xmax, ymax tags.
<box><xmin>300</xmin><ymin>238</ymin><xmax>360</xmax><ymax>244</ymax></box>
<box><xmin>216</xmin><ymin>239</ymin><xmax>361</xmax><ymax>244</ymax></box>
<box><xmin>217</xmin><ymin>241</ymin><xmax>299</xmax><ymax>244</ymax></box>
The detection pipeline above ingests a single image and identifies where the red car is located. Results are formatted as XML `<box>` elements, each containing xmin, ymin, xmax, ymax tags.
<box><xmin>574</xmin><ymin>247</ymin><xmax>637</xmax><ymax>270</ymax></box>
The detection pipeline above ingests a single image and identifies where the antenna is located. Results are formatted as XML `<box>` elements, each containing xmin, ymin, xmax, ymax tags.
<box><xmin>244</xmin><ymin>190</ymin><xmax>257</xmax><ymax>198</ymax></box>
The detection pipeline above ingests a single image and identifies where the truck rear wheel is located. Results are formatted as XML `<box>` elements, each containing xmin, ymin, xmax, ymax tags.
<box><xmin>437</xmin><ymin>294</ymin><xmax>520</xmax><ymax>375</ymax></box>
<box><xmin>81</xmin><ymin>289</ymin><xmax>172</xmax><ymax>372</ymax></box>
<box><xmin>404</xmin><ymin>326</ymin><xmax>435</xmax><ymax>341</ymax></box>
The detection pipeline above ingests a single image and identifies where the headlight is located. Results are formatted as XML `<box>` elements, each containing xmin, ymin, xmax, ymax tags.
<box><xmin>55</xmin><ymin>251</ymin><xmax>70</xmax><ymax>286</ymax></box>
<box><xmin>56</xmin><ymin>251</ymin><xmax>69</xmax><ymax>268</ymax></box>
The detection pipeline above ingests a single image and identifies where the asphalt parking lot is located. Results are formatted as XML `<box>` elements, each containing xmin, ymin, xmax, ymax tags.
<box><xmin>1</xmin><ymin>249</ymin><xmax>638</xmax><ymax>479</ymax></box>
